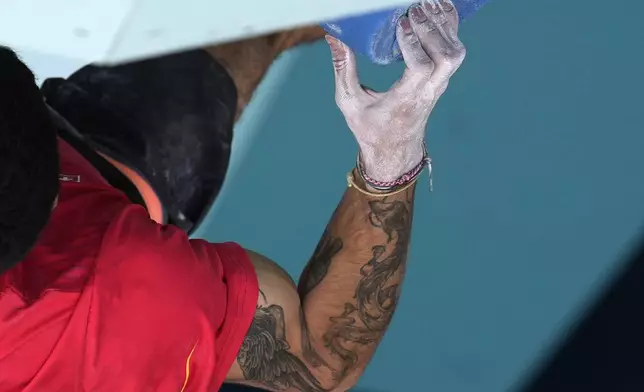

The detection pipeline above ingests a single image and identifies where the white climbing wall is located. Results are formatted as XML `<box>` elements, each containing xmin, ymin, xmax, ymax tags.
<box><xmin>0</xmin><ymin>0</ymin><xmax>408</xmax><ymax>64</ymax></box>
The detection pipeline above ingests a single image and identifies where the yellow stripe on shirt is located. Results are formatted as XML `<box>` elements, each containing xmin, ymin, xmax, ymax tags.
<box><xmin>180</xmin><ymin>342</ymin><xmax>199</xmax><ymax>392</ymax></box>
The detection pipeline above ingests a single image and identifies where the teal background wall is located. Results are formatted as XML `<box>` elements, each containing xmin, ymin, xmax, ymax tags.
<box><xmin>197</xmin><ymin>0</ymin><xmax>644</xmax><ymax>390</ymax></box>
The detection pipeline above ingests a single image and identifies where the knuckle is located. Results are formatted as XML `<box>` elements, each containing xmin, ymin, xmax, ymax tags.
<box><xmin>437</xmin><ymin>46</ymin><xmax>466</xmax><ymax>70</ymax></box>
<box><xmin>416</xmin><ymin>24</ymin><xmax>437</xmax><ymax>39</ymax></box>
<box><xmin>453</xmin><ymin>45</ymin><xmax>467</xmax><ymax>62</ymax></box>
<box><xmin>403</xmin><ymin>33</ymin><xmax>422</xmax><ymax>48</ymax></box>
<box><xmin>444</xmin><ymin>45</ymin><xmax>465</xmax><ymax>60</ymax></box>
<box><xmin>415</xmin><ymin>57</ymin><xmax>435</xmax><ymax>71</ymax></box>
<box><xmin>332</xmin><ymin>58</ymin><xmax>349</xmax><ymax>72</ymax></box>
<box><xmin>436</xmin><ymin>81</ymin><xmax>449</xmax><ymax>96</ymax></box>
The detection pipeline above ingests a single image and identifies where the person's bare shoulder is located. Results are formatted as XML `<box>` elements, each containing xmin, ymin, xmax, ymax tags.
<box><xmin>225</xmin><ymin>249</ymin><xmax>340</xmax><ymax>392</ymax></box>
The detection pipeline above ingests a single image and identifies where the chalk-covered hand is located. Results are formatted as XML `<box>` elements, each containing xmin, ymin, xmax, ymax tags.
<box><xmin>327</xmin><ymin>0</ymin><xmax>466</xmax><ymax>182</ymax></box>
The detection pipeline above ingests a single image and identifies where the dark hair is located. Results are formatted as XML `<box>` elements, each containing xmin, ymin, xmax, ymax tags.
<box><xmin>0</xmin><ymin>47</ymin><xmax>59</xmax><ymax>274</ymax></box>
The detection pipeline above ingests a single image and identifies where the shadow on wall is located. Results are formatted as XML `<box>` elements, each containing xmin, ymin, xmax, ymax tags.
<box><xmin>517</xmin><ymin>226</ymin><xmax>644</xmax><ymax>391</ymax></box>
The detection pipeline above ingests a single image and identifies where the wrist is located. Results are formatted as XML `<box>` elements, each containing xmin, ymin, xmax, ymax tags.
<box><xmin>358</xmin><ymin>140</ymin><xmax>425</xmax><ymax>183</ymax></box>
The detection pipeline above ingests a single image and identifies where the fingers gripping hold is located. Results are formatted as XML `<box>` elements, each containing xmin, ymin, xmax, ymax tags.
<box><xmin>409</xmin><ymin>0</ymin><xmax>466</xmax><ymax>83</ymax></box>
<box><xmin>396</xmin><ymin>16</ymin><xmax>433</xmax><ymax>70</ymax></box>
<box><xmin>393</xmin><ymin>0</ymin><xmax>465</xmax><ymax>102</ymax></box>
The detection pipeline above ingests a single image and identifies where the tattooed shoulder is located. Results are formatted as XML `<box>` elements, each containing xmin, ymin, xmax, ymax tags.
<box><xmin>237</xmin><ymin>291</ymin><xmax>328</xmax><ymax>392</ymax></box>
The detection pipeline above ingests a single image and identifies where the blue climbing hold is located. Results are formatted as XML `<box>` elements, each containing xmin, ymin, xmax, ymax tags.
<box><xmin>321</xmin><ymin>0</ymin><xmax>491</xmax><ymax>65</ymax></box>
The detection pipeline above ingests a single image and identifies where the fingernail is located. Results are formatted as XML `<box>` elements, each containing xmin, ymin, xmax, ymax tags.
<box><xmin>325</xmin><ymin>35</ymin><xmax>337</xmax><ymax>50</ymax></box>
<box><xmin>424</xmin><ymin>0</ymin><xmax>441</xmax><ymax>15</ymax></box>
<box><xmin>439</xmin><ymin>0</ymin><xmax>455</xmax><ymax>12</ymax></box>
<box><xmin>325</xmin><ymin>35</ymin><xmax>346</xmax><ymax>60</ymax></box>
<box><xmin>326</xmin><ymin>35</ymin><xmax>344</xmax><ymax>50</ymax></box>
<box><xmin>399</xmin><ymin>16</ymin><xmax>412</xmax><ymax>33</ymax></box>
<box><xmin>410</xmin><ymin>5</ymin><xmax>427</xmax><ymax>23</ymax></box>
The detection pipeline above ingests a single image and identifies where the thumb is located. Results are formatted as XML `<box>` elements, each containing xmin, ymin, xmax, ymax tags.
<box><xmin>325</xmin><ymin>35</ymin><xmax>361</xmax><ymax>103</ymax></box>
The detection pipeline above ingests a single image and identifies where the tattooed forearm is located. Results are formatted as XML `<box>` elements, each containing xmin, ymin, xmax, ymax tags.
<box><xmin>237</xmin><ymin>291</ymin><xmax>328</xmax><ymax>392</ymax></box>
<box><xmin>235</xmin><ymin>188</ymin><xmax>415</xmax><ymax>390</ymax></box>
<box><xmin>322</xmin><ymin>195</ymin><xmax>412</xmax><ymax>380</ymax></box>
<box><xmin>298</xmin><ymin>230</ymin><xmax>343</xmax><ymax>298</ymax></box>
